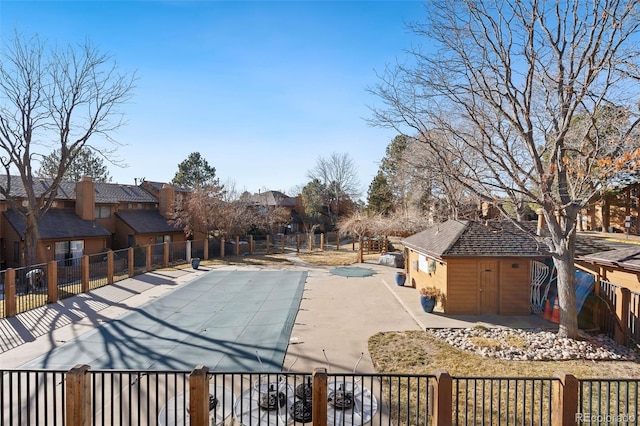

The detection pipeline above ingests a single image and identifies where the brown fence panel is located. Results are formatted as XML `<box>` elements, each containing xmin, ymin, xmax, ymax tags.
<box><xmin>598</xmin><ymin>279</ymin><xmax>620</xmax><ymax>340</ymax></box>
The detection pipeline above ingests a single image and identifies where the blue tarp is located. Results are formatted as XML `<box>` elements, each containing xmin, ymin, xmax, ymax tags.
<box><xmin>575</xmin><ymin>270</ymin><xmax>595</xmax><ymax>313</ymax></box>
<box><xmin>548</xmin><ymin>269</ymin><xmax>595</xmax><ymax>314</ymax></box>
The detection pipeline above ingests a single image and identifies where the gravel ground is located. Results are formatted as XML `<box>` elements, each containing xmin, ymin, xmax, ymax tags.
<box><xmin>427</xmin><ymin>327</ymin><xmax>640</xmax><ymax>361</ymax></box>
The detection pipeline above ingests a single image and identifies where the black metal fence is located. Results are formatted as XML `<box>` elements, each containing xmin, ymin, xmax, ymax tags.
<box><xmin>2</xmin><ymin>368</ymin><xmax>640</xmax><ymax>426</ymax></box>
<box><xmin>579</xmin><ymin>378</ymin><xmax>640</xmax><ymax>424</ymax></box>
<box><xmin>113</xmin><ymin>249</ymin><xmax>130</xmax><ymax>282</ymax></box>
<box><xmin>88</xmin><ymin>253</ymin><xmax>108</xmax><ymax>291</ymax></box>
<box><xmin>13</xmin><ymin>263</ymin><xmax>48</xmax><ymax>314</ymax></box>
<box><xmin>452</xmin><ymin>377</ymin><xmax>554</xmax><ymax>425</ymax></box>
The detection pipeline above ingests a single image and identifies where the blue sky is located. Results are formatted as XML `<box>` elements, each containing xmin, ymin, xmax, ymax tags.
<box><xmin>0</xmin><ymin>1</ymin><xmax>424</xmax><ymax>198</ymax></box>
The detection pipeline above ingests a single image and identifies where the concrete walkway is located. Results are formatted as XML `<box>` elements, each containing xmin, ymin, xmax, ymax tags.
<box><xmin>0</xmin><ymin>258</ymin><xmax>555</xmax><ymax>372</ymax></box>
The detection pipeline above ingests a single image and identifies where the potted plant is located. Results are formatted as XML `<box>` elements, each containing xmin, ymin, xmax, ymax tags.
<box><xmin>419</xmin><ymin>286</ymin><xmax>443</xmax><ymax>313</ymax></box>
<box><xmin>191</xmin><ymin>258</ymin><xmax>201</xmax><ymax>269</ymax></box>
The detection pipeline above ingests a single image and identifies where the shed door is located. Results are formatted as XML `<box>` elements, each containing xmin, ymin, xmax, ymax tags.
<box><xmin>479</xmin><ymin>260</ymin><xmax>499</xmax><ymax>314</ymax></box>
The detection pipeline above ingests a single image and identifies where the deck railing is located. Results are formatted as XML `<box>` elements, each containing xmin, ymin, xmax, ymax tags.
<box><xmin>2</xmin><ymin>366</ymin><xmax>638</xmax><ymax>425</ymax></box>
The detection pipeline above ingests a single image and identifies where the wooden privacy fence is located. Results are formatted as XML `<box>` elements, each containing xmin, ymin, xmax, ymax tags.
<box><xmin>3</xmin><ymin>366</ymin><xmax>638</xmax><ymax>425</ymax></box>
<box><xmin>596</xmin><ymin>279</ymin><xmax>640</xmax><ymax>347</ymax></box>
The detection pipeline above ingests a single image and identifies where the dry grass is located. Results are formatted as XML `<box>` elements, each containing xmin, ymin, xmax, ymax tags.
<box><xmin>193</xmin><ymin>248</ymin><xmax>384</xmax><ymax>267</ymax></box>
<box><xmin>297</xmin><ymin>250</ymin><xmax>381</xmax><ymax>266</ymax></box>
<box><xmin>368</xmin><ymin>330</ymin><xmax>640</xmax><ymax>379</ymax></box>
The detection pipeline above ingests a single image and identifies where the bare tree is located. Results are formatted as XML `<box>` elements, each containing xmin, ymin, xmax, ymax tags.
<box><xmin>307</xmin><ymin>152</ymin><xmax>360</xmax><ymax>219</ymax></box>
<box><xmin>0</xmin><ymin>32</ymin><xmax>135</xmax><ymax>266</ymax></box>
<box><xmin>171</xmin><ymin>183</ymin><xmax>225</xmax><ymax>238</ymax></box>
<box><xmin>369</xmin><ymin>0</ymin><xmax>640</xmax><ymax>338</ymax></box>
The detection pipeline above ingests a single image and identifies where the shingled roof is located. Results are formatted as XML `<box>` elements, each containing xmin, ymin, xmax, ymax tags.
<box><xmin>142</xmin><ymin>181</ymin><xmax>190</xmax><ymax>194</ymax></box>
<box><xmin>402</xmin><ymin>220</ymin><xmax>549</xmax><ymax>259</ymax></box>
<box><xmin>115</xmin><ymin>210</ymin><xmax>183</xmax><ymax>234</ymax></box>
<box><xmin>0</xmin><ymin>175</ymin><xmax>158</xmax><ymax>204</ymax></box>
<box><xmin>247</xmin><ymin>190</ymin><xmax>296</xmax><ymax>207</ymax></box>
<box><xmin>579</xmin><ymin>247</ymin><xmax>640</xmax><ymax>273</ymax></box>
<box><xmin>93</xmin><ymin>182</ymin><xmax>157</xmax><ymax>203</ymax></box>
<box><xmin>4</xmin><ymin>209</ymin><xmax>111</xmax><ymax>240</ymax></box>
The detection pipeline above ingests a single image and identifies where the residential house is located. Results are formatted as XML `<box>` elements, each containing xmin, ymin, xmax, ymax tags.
<box><xmin>247</xmin><ymin>190</ymin><xmax>302</xmax><ymax>234</ymax></box>
<box><xmin>0</xmin><ymin>176</ymin><xmax>186</xmax><ymax>268</ymax></box>
<box><xmin>581</xmin><ymin>180</ymin><xmax>640</xmax><ymax>234</ymax></box>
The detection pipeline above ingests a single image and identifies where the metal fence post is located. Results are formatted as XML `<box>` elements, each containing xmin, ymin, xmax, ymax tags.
<box><xmin>186</xmin><ymin>240</ymin><xmax>192</xmax><ymax>262</ymax></box>
<box><xmin>81</xmin><ymin>255</ymin><xmax>89</xmax><ymax>293</ymax></box>
<box><xmin>5</xmin><ymin>268</ymin><xmax>16</xmax><ymax>317</ymax></box>
<box><xmin>320</xmin><ymin>233</ymin><xmax>324</xmax><ymax>251</ymax></box>
<box><xmin>106</xmin><ymin>251</ymin><xmax>114</xmax><ymax>285</ymax></box>
<box><xmin>189</xmin><ymin>365</ymin><xmax>209</xmax><ymax>426</ymax></box>
<box><xmin>66</xmin><ymin>364</ymin><xmax>91</xmax><ymax>426</ymax></box>
<box><xmin>433</xmin><ymin>370</ymin><xmax>452</xmax><ymax>426</ymax></box>
<box><xmin>552</xmin><ymin>372</ymin><xmax>578</xmax><ymax>426</ymax></box>
<box><xmin>146</xmin><ymin>245</ymin><xmax>151</xmax><ymax>272</ymax></box>
<box><xmin>47</xmin><ymin>260</ymin><xmax>58</xmax><ymax>303</ymax></box>
<box><xmin>312</xmin><ymin>368</ymin><xmax>327</xmax><ymax>426</ymax></box>
<box><xmin>163</xmin><ymin>241</ymin><xmax>169</xmax><ymax>267</ymax></box>
<box><xmin>128</xmin><ymin>247</ymin><xmax>134</xmax><ymax>277</ymax></box>
<box><xmin>266</xmin><ymin>234</ymin><xmax>271</xmax><ymax>255</ymax></box>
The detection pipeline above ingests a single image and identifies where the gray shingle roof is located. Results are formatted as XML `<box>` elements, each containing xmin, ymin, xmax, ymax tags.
<box><xmin>247</xmin><ymin>191</ymin><xmax>295</xmax><ymax>207</ymax></box>
<box><xmin>0</xmin><ymin>175</ymin><xmax>158</xmax><ymax>204</ymax></box>
<box><xmin>402</xmin><ymin>220</ymin><xmax>549</xmax><ymax>258</ymax></box>
<box><xmin>4</xmin><ymin>209</ymin><xmax>111</xmax><ymax>240</ymax></box>
<box><xmin>142</xmin><ymin>181</ymin><xmax>190</xmax><ymax>193</ymax></box>
<box><xmin>115</xmin><ymin>210</ymin><xmax>184</xmax><ymax>234</ymax></box>
<box><xmin>0</xmin><ymin>176</ymin><xmax>76</xmax><ymax>200</ymax></box>
<box><xmin>94</xmin><ymin>182</ymin><xmax>157</xmax><ymax>203</ymax></box>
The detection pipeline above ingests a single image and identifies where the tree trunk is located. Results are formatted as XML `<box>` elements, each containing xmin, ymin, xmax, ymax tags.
<box><xmin>553</xmin><ymin>250</ymin><xmax>579</xmax><ymax>338</ymax></box>
<box><xmin>24</xmin><ymin>212</ymin><xmax>40</xmax><ymax>267</ymax></box>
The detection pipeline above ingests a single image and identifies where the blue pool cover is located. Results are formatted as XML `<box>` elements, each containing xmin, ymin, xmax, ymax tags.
<box><xmin>24</xmin><ymin>270</ymin><xmax>307</xmax><ymax>372</ymax></box>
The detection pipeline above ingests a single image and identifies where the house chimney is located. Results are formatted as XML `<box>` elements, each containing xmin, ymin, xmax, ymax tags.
<box><xmin>75</xmin><ymin>176</ymin><xmax>95</xmax><ymax>220</ymax></box>
<box><xmin>159</xmin><ymin>184</ymin><xmax>175</xmax><ymax>219</ymax></box>
<box><xmin>536</xmin><ymin>208</ymin><xmax>545</xmax><ymax>236</ymax></box>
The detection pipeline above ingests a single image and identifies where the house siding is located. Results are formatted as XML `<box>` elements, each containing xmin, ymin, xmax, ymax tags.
<box><xmin>498</xmin><ymin>258</ymin><xmax>532</xmax><ymax>315</ymax></box>
<box><xmin>406</xmin><ymin>249</ymin><xmax>447</xmax><ymax>310</ymax></box>
<box><xmin>422</xmin><ymin>256</ymin><xmax>533</xmax><ymax>315</ymax></box>
<box><xmin>445</xmin><ymin>258</ymin><xmax>480</xmax><ymax>314</ymax></box>
<box><xmin>601</xmin><ymin>268</ymin><xmax>640</xmax><ymax>293</ymax></box>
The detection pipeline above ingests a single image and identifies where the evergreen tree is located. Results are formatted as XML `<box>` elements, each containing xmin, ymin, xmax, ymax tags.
<box><xmin>366</xmin><ymin>171</ymin><xmax>394</xmax><ymax>215</ymax></box>
<box><xmin>38</xmin><ymin>148</ymin><xmax>112</xmax><ymax>182</ymax></box>
<box><xmin>172</xmin><ymin>152</ymin><xmax>219</xmax><ymax>189</ymax></box>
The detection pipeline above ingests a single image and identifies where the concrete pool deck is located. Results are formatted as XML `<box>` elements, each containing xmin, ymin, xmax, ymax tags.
<box><xmin>0</xmin><ymin>258</ymin><xmax>555</xmax><ymax>372</ymax></box>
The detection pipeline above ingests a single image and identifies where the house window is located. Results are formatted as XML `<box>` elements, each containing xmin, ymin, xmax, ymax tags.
<box><xmin>55</xmin><ymin>240</ymin><xmax>84</xmax><ymax>266</ymax></box>
<box><xmin>154</xmin><ymin>235</ymin><xmax>172</xmax><ymax>244</ymax></box>
<box><xmin>95</xmin><ymin>205</ymin><xmax>111</xmax><ymax>219</ymax></box>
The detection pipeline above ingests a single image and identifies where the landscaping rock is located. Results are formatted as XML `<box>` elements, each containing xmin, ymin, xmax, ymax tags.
<box><xmin>426</xmin><ymin>328</ymin><xmax>640</xmax><ymax>361</ymax></box>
